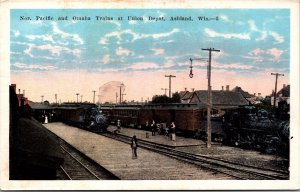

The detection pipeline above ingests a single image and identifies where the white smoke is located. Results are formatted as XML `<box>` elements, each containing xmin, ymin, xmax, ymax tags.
<box><xmin>98</xmin><ymin>81</ymin><xmax>125</xmax><ymax>104</ymax></box>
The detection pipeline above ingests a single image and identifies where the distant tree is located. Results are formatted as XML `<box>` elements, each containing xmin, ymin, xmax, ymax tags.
<box><xmin>151</xmin><ymin>95</ymin><xmax>170</xmax><ymax>104</ymax></box>
<box><xmin>151</xmin><ymin>92</ymin><xmax>181</xmax><ymax>104</ymax></box>
<box><xmin>171</xmin><ymin>92</ymin><xmax>181</xmax><ymax>103</ymax></box>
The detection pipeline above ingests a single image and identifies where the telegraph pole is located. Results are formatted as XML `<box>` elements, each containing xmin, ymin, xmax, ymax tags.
<box><xmin>201</xmin><ymin>48</ymin><xmax>220</xmax><ymax>148</ymax></box>
<box><xmin>116</xmin><ymin>92</ymin><xmax>118</xmax><ymax>104</ymax></box>
<box><xmin>117</xmin><ymin>83</ymin><xmax>124</xmax><ymax>104</ymax></box>
<box><xmin>161</xmin><ymin>88</ymin><xmax>168</xmax><ymax>95</ymax></box>
<box><xmin>97</xmin><ymin>94</ymin><xmax>100</xmax><ymax>104</ymax></box>
<box><xmin>121</xmin><ymin>93</ymin><xmax>126</xmax><ymax>103</ymax></box>
<box><xmin>55</xmin><ymin>94</ymin><xmax>57</xmax><ymax>104</ymax></box>
<box><xmin>92</xmin><ymin>90</ymin><xmax>96</xmax><ymax>104</ymax></box>
<box><xmin>271</xmin><ymin>73</ymin><xmax>284</xmax><ymax>108</ymax></box>
<box><xmin>165</xmin><ymin>75</ymin><xmax>176</xmax><ymax>97</ymax></box>
<box><xmin>119</xmin><ymin>86</ymin><xmax>122</xmax><ymax>103</ymax></box>
<box><xmin>76</xmin><ymin>93</ymin><xmax>79</xmax><ymax>103</ymax></box>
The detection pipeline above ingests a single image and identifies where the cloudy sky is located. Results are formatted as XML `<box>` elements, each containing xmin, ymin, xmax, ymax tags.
<box><xmin>10</xmin><ymin>9</ymin><xmax>290</xmax><ymax>103</ymax></box>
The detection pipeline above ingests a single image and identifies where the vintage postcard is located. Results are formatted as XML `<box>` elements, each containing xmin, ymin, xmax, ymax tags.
<box><xmin>0</xmin><ymin>0</ymin><xmax>299</xmax><ymax>190</ymax></box>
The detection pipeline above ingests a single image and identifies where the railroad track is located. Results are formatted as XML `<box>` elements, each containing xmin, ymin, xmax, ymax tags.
<box><xmin>57</xmin><ymin>143</ymin><xmax>120</xmax><ymax>180</ymax></box>
<box><xmin>59</xmin><ymin>145</ymin><xmax>104</xmax><ymax>180</ymax></box>
<box><xmin>43</xmin><ymin>127</ymin><xmax>120</xmax><ymax>180</ymax></box>
<box><xmin>101</xmin><ymin>132</ymin><xmax>289</xmax><ymax>180</ymax></box>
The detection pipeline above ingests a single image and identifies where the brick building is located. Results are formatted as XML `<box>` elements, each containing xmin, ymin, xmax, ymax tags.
<box><xmin>10</xmin><ymin>84</ymin><xmax>31</xmax><ymax>107</ymax></box>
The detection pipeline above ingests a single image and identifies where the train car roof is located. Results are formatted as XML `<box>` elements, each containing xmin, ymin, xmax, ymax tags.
<box><xmin>100</xmin><ymin>103</ymin><xmax>207</xmax><ymax>110</ymax></box>
<box><xmin>29</xmin><ymin>102</ymin><xmax>54</xmax><ymax>110</ymax></box>
<box><xmin>54</xmin><ymin>107</ymin><xmax>83</xmax><ymax>110</ymax></box>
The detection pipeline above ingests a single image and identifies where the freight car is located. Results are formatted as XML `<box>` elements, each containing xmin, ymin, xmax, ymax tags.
<box><xmin>55</xmin><ymin>103</ymin><xmax>108</xmax><ymax>133</ymax></box>
<box><xmin>101</xmin><ymin>103</ymin><xmax>208</xmax><ymax>136</ymax></box>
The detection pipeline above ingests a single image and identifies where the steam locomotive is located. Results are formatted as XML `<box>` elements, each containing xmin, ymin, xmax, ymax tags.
<box><xmin>221</xmin><ymin>106</ymin><xmax>289</xmax><ymax>155</ymax></box>
<box><xmin>55</xmin><ymin>103</ymin><xmax>108</xmax><ymax>133</ymax></box>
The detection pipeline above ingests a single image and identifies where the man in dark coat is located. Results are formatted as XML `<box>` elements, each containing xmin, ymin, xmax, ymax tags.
<box><xmin>151</xmin><ymin>120</ymin><xmax>156</xmax><ymax>136</ymax></box>
<box><xmin>131</xmin><ymin>135</ymin><xmax>138</xmax><ymax>159</ymax></box>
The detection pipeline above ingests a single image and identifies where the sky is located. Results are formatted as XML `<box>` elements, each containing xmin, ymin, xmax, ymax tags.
<box><xmin>10</xmin><ymin>9</ymin><xmax>290</xmax><ymax>103</ymax></box>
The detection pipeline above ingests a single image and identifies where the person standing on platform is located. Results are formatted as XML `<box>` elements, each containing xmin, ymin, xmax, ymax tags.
<box><xmin>117</xmin><ymin>119</ymin><xmax>121</xmax><ymax>133</ymax></box>
<box><xmin>170</xmin><ymin>122</ymin><xmax>176</xmax><ymax>141</ymax></box>
<box><xmin>151</xmin><ymin>120</ymin><xmax>156</xmax><ymax>136</ymax></box>
<box><xmin>145</xmin><ymin>121</ymin><xmax>149</xmax><ymax>130</ymax></box>
<box><xmin>131</xmin><ymin>135</ymin><xmax>138</xmax><ymax>159</ymax></box>
<box><xmin>44</xmin><ymin>115</ymin><xmax>48</xmax><ymax>124</ymax></box>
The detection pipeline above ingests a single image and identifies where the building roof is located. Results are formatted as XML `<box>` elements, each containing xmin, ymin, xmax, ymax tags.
<box><xmin>185</xmin><ymin>90</ymin><xmax>249</xmax><ymax>106</ymax></box>
<box><xmin>178</xmin><ymin>90</ymin><xmax>189</xmax><ymax>98</ymax></box>
<box><xmin>181</xmin><ymin>92</ymin><xmax>194</xmax><ymax>100</ymax></box>
<box><xmin>231</xmin><ymin>86</ymin><xmax>254</xmax><ymax>98</ymax></box>
<box><xmin>277</xmin><ymin>85</ymin><xmax>290</xmax><ymax>97</ymax></box>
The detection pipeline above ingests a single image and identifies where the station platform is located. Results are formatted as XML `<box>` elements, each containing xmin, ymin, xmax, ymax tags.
<box><xmin>44</xmin><ymin>122</ymin><xmax>289</xmax><ymax>180</ymax></box>
<box><xmin>44</xmin><ymin>122</ymin><xmax>232</xmax><ymax>180</ymax></box>
<box><xmin>107</xmin><ymin>126</ymin><xmax>206</xmax><ymax>148</ymax></box>
<box><xmin>107</xmin><ymin>126</ymin><xmax>288</xmax><ymax>172</ymax></box>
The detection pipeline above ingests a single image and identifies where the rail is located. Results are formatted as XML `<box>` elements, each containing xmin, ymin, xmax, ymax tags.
<box><xmin>101</xmin><ymin>132</ymin><xmax>289</xmax><ymax>180</ymax></box>
<box><xmin>60</xmin><ymin>145</ymin><xmax>102</xmax><ymax>180</ymax></box>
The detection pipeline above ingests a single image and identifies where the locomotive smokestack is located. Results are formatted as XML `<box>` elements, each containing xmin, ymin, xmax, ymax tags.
<box><xmin>184</xmin><ymin>88</ymin><xmax>187</xmax><ymax>91</ymax></box>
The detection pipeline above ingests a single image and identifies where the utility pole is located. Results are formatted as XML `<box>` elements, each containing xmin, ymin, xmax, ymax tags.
<box><xmin>119</xmin><ymin>86</ymin><xmax>122</xmax><ymax>104</ymax></box>
<box><xmin>202</xmin><ymin>48</ymin><xmax>220</xmax><ymax>148</ymax></box>
<box><xmin>122</xmin><ymin>93</ymin><xmax>126</xmax><ymax>103</ymax></box>
<box><xmin>165</xmin><ymin>75</ymin><xmax>176</xmax><ymax>97</ymax></box>
<box><xmin>117</xmin><ymin>83</ymin><xmax>124</xmax><ymax>104</ymax></box>
<box><xmin>271</xmin><ymin>73</ymin><xmax>284</xmax><ymax>108</ymax></box>
<box><xmin>41</xmin><ymin>95</ymin><xmax>44</xmax><ymax>103</ymax></box>
<box><xmin>92</xmin><ymin>90</ymin><xmax>96</xmax><ymax>104</ymax></box>
<box><xmin>190</xmin><ymin>48</ymin><xmax>220</xmax><ymax>148</ymax></box>
<box><xmin>55</xmin><ymin>94</ymin><xmax>57</xmax><ymax>104</ymax></box>
<box><xmin>97</xmin><ymin>94</ymin><xmax>100</xmax><ymax>104</ymax></box>
<box><xmin>161</xmin><ymin>88</ymin><xmax>168</xmax><ymax>95</ymax></box>
<box><xmin>76</xmin><ymin>93</ymin><xmax>79</xmax><ymax>103</ymax></box>
<box><xmin>116</xmin><ymin>92</ymin><xmax>118</xmax><ymax>104</ymax></box>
